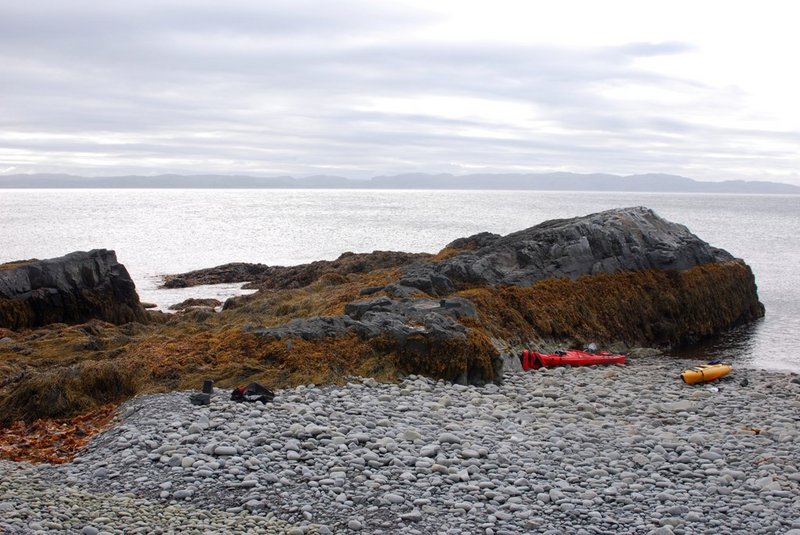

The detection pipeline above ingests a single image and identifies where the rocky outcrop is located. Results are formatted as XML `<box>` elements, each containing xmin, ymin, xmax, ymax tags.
<box><xmin>0</xmin><ymin>208</ymin><xmax>766</xmax><ymax>427</ymax></box>
<box><xmin>0</xmin><ymin>250</ymin><xmax>146</xmax><ymax>330</ymax></box>
<box><xmin>390</xmin><ymin>206</ymin><xmax>733</xmax><ymax>296</ymax></box>
<box><xmin>243</xmin><ymin>207</ymin><xmax>763</xmax><ymax>386</ymax></box>
<box><xmin>168</xmin><ymin>298</ymin><xmax>223</xmax><ymax>311</ymax></box>
<box><xmin>253</xmin><ymin>296</ymin><xmax>497</xmax><ymax>384</ymax></box>
<box><xmin>162</xmin><ymin>263</ymin><xmax>272</xmax><ymax>288</ymax></box>
<box><xmin>162</xmin><ymin>251</ymin><xmax>430</xmax><ymax>291</ymax></box>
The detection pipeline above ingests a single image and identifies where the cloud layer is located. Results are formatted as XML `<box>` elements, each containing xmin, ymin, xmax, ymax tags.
<box><xmin>1</xmin><ymin>1</ymin><xmax>798</xmax><ymax>184</ymax></box>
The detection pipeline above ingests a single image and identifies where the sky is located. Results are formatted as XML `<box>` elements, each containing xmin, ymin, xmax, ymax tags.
<box><xmin>1</xmin><ymin>0</ymin><xmax>799</xmax><ymax>184</ymax></box>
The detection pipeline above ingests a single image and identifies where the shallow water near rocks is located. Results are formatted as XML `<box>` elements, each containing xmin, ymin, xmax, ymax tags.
<box><xmin>1</xmin><ymin>189</ymin><xmax>798</xmax><ymax>371</ymax></box>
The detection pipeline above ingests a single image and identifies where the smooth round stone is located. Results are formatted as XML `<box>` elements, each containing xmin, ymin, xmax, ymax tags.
<box><xmin>92</xmin><ymin>468</ymin><xmax>108</xmax><ymax>478</ymax></box>
<box><xmin>438</xmin><ymin>433</ymin><xmax>462</xmax><ymax>445</ymax></box>
<box><xmin>420</xmin><ymin>446</ymin><xmax>438</xmax><ymax>458</ymax></box>
<box><xmin>214</xmin><ymin>446</ymin><xmax>238</xmax><ymax>456</ymax></box>
<box><xmin>646</xmin><ymin>528</ymin><xmax>674</xmax><ymax>535</ymax></box>
<box><xmin>401</xmin><ymin>510</ymin><xmax>423</xmax><ymax>521</ymax></box>
<box><xmin>401</xmin><ymin>430</ymin><xmax>422</xmax><ymax>441</ymax></box>
<box><xmin>187</xmin><ymin>423</ymin><xmax>205</xmax><ymax>434</ymax></box>
<box><xmin>685</xmin><ymin>512</ymin><xmax>704</xmax><ymax>522</ymax></box>
<box><xmin>3</xmin><ymin>364</ymin><xmax>795</xmax><ymax>535</ymax></box>
<box><xmin>384</xmin><ymin>493</ymin><xmax>405</xmax><ymax>504</ymax></box>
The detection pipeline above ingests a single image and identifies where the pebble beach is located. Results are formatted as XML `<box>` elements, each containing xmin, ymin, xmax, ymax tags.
<box><xmin>2</xmin><ymin>358</ymin><xmax>799</xmax><ymax>535</ymax></box>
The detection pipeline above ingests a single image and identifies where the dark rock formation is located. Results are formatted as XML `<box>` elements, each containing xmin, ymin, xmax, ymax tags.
<box><xmin>255</xmin><ymin>296</ymin><xmax>476</xmax><ymax>342</ymax></box>
<box><xmin>245</xmin><ymin>207</ymin><xmax>762</xmax><ymax>386</ymax></box>
<box><xmin>162</xmin><ymin>251</ymin><xmax>430</xmax><ymax>291</ymax></box>
<box><xmin>0</xmin><ymin>250</ymin><xmax>146</xmax><ymax>330</ymax></box>
<box><xmin>162</xmin><ymin>262</ymin><xmax>271</xmax><ymax>288</ymax></box>
<box><xmin>445</xmin><ymin>232</ymin><xmax>502</xmax><ymax>251</ymax></box>
<box><xmin>392</xmin><ymin>206</ymin><xmax>733</xmax><ymax>296</ymax></box>
<box><xmin>0</xmin><ymin>208</ymin><xmax>766</xmax><ymax>427</ymax></box>
<box><xmin>253</xmin><ymin>296</ymin><xmax>495</xmax><ymax>385</ymax></box>
<box><xmin>168</xmin><ymin>298</ymin><xmax>223</xmax><ymax>311</ymax></box>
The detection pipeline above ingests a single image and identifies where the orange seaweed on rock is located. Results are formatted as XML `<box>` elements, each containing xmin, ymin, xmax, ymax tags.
<box><xmin>0</xmin><ymin>404</ymin><xmax>117</xmax><ymax>464</ymax></box>
<box><xmin>121</xmin><ymin>330</ymin><xmax>394</xmax><ymax>391</ymax></box>
<box><xmin>0</xmin><ymin>260</ymin><xmax>763</xmax><ymax>441</ymax></box>
<box><xmin>0</xmin><ymin>358</ymin><xmax>139</xmax><ymax>427</ymax></box>
<box><xmin>0</xmin><ymin>208</ymin><xmax>768</xmax><ymax>462</ymax></box>
<box><xmin>457</xmin><ymin>261</ymin><xmax>763</xmax><ymax>347</ymax></box>
<box><xmin>221</xmin><ymin>266</ymin><xmax>401</xmax><ymax>321</ymax></box>
<box><xmin>162</xmin><ymin>250</ymin><xmax>428</xmax><ymax>291</ymax></box>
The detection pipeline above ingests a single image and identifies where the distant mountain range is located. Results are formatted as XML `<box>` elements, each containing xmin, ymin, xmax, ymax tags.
<box><xmin>1</xmin><ymin>172</ymin><xmax>798</xmax><ymax>194</ymax></box>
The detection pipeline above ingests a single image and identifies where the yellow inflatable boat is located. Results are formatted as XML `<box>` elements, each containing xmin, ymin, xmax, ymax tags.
<box><xmin>681</xmin><ymin>363</ymin><xmax>732</xmax><ymax>384</ymax></box>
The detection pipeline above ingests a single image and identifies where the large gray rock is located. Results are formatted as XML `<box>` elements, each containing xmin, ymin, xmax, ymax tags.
<box><xmin>254</xmin><ymin>297</ymin><xmax>491</xmax><ymax>384</ymax></box>
<box><xmin>395</xmin><ymin>206</ymin><xmax>733</xmax><ymax>295</ymax></box>
<box><xmin>248</xmin><ymin>207</ymin><xmax>755</xmax><ymax>386</ymax></box>
<box><xmin>0</xmin><ymin>249</ymin><xmax>146</xmax><ymax>329</ymax></box>
<box><xmin>255</xmin><ymin>297</ymin><xmax>475</xmax><ymax>344</ymax></box>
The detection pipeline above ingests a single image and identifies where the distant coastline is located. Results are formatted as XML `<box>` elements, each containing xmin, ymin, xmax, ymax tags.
<box><xmin>1</xmin><ymin>172</ymin><xmax>798</xmax><ymax>194</ymax></box>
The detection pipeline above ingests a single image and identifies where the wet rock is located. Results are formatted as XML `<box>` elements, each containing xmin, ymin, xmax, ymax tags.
<box><xmin>161</xmin><ymin>262</ymin><xmax>271</xmax><ymax>288</ymax></box>
<box><xmin>162</xmin><ymin>251</ymin><xmax>429</xmax><ymax>290</ymax></box>
<box><xmin>168</xmin><ymin>298</ymin><xmax>223</xmax><ymax>311</ymax></box>
<box><xmin>445</xmin><ymin>231</ymin><xmax>502</xmax><ymax>251</ymax></box>
<box><xmin>0</xmin><ymin>250</ymin><xmax>146</xmax><ymax>330</ymax></box>
<box><xmin>397</xmin><ymin>207</ymin><xmax>738</xmax><ymax>292</ymax></box>
<box><xmin>255</xmin><ymin>296</ymin><xmax>492</xmax><ymax>384</ymax></box>
<box><xmin>245</xmin><ymin>208</ymin><xmax>761</xmax><ymax>386</ymax></box>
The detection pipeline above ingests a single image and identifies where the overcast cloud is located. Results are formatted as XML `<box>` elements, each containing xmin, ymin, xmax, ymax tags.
<box><xmin>1</xmin><ymin>0</ymin><xmax>798</xmax><ymax>184</ymax></box>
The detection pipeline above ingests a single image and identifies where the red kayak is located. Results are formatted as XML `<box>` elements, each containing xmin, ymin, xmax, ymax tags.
<box><xmin>520</xmin><ymin>349</ymin><xmax>626</xmax><ymax>370</ymax></box>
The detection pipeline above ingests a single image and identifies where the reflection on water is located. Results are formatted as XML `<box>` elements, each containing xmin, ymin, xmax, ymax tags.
<box><xmin>670</xmin><ymin>321</ymin><xmax>761</xmax><ymax>364</ymax></box>
<box><xmin>670</xmin><ymin>315</ymin><xmax>797</xmax><ymax>372</ymax></box>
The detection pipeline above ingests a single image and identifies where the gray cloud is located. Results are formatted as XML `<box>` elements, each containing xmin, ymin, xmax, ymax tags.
<box><xmin>0</xmin><ymin>1</ymin><xmax>797</xmax><ymax>184</ymax></box>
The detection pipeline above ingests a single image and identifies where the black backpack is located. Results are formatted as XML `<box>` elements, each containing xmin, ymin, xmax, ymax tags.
<box><xmin>230</xmin><ymin>382</ymin><xmax>275</xmax><ymax>403</ymax></box>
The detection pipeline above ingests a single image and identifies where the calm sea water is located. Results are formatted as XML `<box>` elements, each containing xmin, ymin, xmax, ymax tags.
<box><xmin>1</xmin><ymin>189</ymin><xmax>798</xmax><ymax>372</ymax></box>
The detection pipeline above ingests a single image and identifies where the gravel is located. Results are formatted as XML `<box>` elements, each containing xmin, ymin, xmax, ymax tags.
<box><xmin>2</xmin><ymin>358</ymin><xmax>799</xmax><ymax>534</ymax></box>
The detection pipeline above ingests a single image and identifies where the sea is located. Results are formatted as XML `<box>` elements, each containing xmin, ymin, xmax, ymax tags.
<box><xmin>1</xmin><ymin>189</ymin><xmax>798</xmax><ymax>372</ymax></box>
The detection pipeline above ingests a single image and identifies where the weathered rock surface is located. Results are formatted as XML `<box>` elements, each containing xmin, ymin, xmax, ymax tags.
<box><xmin>162</xmin><ymin>262</ymin><xmax>272</xmax><ymax>288</ymax></box>
<box><xmin>168</xmin><ymin>298</ymin><xmax>223</xmax><ymax>311</ymax></box>
<box><xmin>0</xmin><ymin>250</ymin><xmax>146</xmax><ymax>330</ymax></box>
<box><xmin>392</xmin><ymin>206</ymin><xmax>734</xmax><ymax>296</ymax></box>
<box><xmin>0</xmin><ymin>207</ymin><xmax>766</xmax><ymax>429</ymax></box>
<box><xmin>247</xmin><ymin>207</ymin><xmax>761</xmax><ymax>386</ymax></box>
<box><xmin>254</xmin><ymin>296</ymin><xmax>497</xmax><ymax>384</ymax></box>
<box><xmin>162</xmin><ymin>251</ymin><xmax>429</xmax><ymax>290</ymax></box>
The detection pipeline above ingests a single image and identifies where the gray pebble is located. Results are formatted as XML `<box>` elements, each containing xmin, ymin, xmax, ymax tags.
<box><xmin>2</xmin><ymin>362</ymin><xmax>796</xmax><ymax>535</ymax></box>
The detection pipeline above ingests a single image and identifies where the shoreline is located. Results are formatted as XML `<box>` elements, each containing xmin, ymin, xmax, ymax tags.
<box><xmin>2</xmin><ymin>358</ymin><xmax>799</xmax><ymax>534</ymax></box>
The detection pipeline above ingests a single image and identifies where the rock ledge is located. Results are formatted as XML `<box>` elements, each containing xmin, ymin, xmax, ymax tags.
<box><xmin>0</xmin><ymin>249</ymin><xmax>146</xmax><ymax>330</ymax></box>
